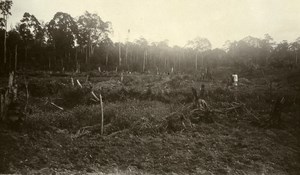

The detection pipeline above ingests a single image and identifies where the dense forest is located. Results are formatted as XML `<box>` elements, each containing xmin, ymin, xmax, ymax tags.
<box><xmin>0</xmin><ymin>0</ymin><xmax>299</xmax><ymax>75</ymax></box>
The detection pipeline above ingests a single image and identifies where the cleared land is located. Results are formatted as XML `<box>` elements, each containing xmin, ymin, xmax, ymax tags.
<box><xmin>0</xmin><ymin>68</ymin><xmax>299</xmax><ymax>174</ymax></box>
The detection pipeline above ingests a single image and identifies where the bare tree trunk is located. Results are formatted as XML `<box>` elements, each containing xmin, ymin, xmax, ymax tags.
<box><xmin>85</xmin><ymin>47</ymin><xmax>88</xmax><ymax>64</ymax></box>
<box><xmin>75</xmin><ymin>47</ymin><xmax>78</xmax><ymax>72</ymax></box>
<box><xmin>143</xmin><ymin>51</ymin><xmax>146</xmax><ymax>72</ymax></box>
<box><xmin>14</xmin><ymin>45</ymin><xmax>18</xmax><ymax>72</ymax></box>
<box><xmin>68</xmin><ymin>51</ymin><xmax>71</xmax><ymax>68</ymax></box>
<box><xmin>91</xmin><ymin>45</ymin><xmax>94</xmax><ymax>55</ymax></box>
<box><xmin>125</xmin><ymin>45</ymin><xmax>128</xmax><ymax>67</ymax></box>
<box><xmin>61</xmin><ymin>55</ymin><xmax>64</xmax><ymax>72</ymax></box>
<box><xmin>105</xmin><ymin>52</ymin><xmax>108</xmax><ymax>66</ymax></box>
<box><xmin>164</xmin><ymin>56</ymin><xmax>167</xmax><ymax>70</ymax></box>
<box><xmin>201</xmin><ymin>53</ymin><xmax>204</xmax><ymax>68</ymax></box>
<box><xmin>48</xmin><ymin>56</ymin><xmax>51</xmax><ymax>71</ymax></box>
<box><xmin>9</xmin><ymin>50</ymin><xmax>12</xmax><ymax>71</ymax></box>
<box><xmin>296</xmin><ymin>51</ymin><xmax>298</xmax><ymax>66</ymax></box>
<box><xmin>3</xmin><ymin>15</ymin><xmax>7</xmax><ymax>64</ymax></box>
<box><xmin>145</xmin><ymin>50</ymin><xmax>147</xmax><ymax>71</ymax></box>
<box><xmin>130</xmin><ymin>50</ymin><xmax>133</xmax><ymax>71</ymax></box>
<box><xmin>4</xmin><ymin>31</ymin><xmax>7</xmax><ymax>64</ymax></box>
<box><xmin>25</xmin><ymin>45</ymin><xmax>28</xmax><ymax>69</ymax></box>
<box><xmin>99</xmin><ymin>94</ymin><xmax>104</xmax><ymax>135</ymax></box>
<box><xmin>195</xmin><ymin>52</ymin><xmax>198</xmax><ymax>71</ymax></box>
<box><xmin>181</xmin><ymin>51</ymin><xmax>184</xmax><ymax>71</ymax></box>
<box><xmin>119</xmin><ymin>43</ymin><xmax>122</xmax><ymax>66</ymax></box>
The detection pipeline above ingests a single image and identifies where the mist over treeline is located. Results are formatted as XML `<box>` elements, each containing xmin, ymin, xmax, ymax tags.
<box><xmin>0</xmin><ymin>0</ymin><xmax>299</xmax><ymax>74</ymax></box>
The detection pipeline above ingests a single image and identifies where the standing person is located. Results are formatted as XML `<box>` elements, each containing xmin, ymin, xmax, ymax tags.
<box><xmin>231</xmin><ymin>73</ymin><xmax>238</xmax><ymax>101</ymax></box>
<box><xmin>232</xmin><ymin>73</ymin><xmax>238</xmax><ymax>87</ymax></box>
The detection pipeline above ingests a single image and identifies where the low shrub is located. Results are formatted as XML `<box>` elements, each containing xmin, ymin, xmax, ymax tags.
<box><xmin>59</xmin><ymin>87</ymin><xmax>91</xmax><ymax>108</ymax></box>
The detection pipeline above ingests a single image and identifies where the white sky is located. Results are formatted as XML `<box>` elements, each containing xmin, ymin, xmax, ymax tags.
<box><xmin>8</xmin><ymin>0</ymin><xmax>300</xmax><ymax>48</ymax></box>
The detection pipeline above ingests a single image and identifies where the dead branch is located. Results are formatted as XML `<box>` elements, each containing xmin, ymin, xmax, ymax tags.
<box><xmin>90</xmin><ymin>98</ymin><xmax>98</xmax><ymax>103</ymax></box>
<box><xmin>71</xmin><ymin>77</ymin><xmax>74</xmax><ymax>87</ymax></box>
<box><xmin>107</xmin><ymin>129</ymin><xmax>130</xmax><ymax>137</ymax></box>
<box><xmin>91</xmin><ymin>91</ymin><xmax>100</xmax><ymax>101</ymax></box>
<box><xmin>76</xmin><ymin>79</ymin><xmax>82</xmax><ymax>88</ymax></box>
<box><xmin>244</xmin><ymin>107</ymin><xmax>260</xmax><ymax>121</ymax></box>
<box><xmin>224</xmin><ymin>105</ymin><xmax>243</xmax><ymax>112</ymax></box>
<box><xmin>50</xmin><ymin>102</ymin><xmax>64</xmax><ymax>111</ymax></box>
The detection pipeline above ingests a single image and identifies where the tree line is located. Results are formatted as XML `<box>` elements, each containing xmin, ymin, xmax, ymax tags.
<box><xmin>1</xmin><ymin>0</ymin><xmax>299</xmax><ymax>75</ymax></box>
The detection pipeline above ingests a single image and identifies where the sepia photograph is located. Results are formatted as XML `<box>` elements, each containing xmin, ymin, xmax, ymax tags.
<box><xmin>0</xmin><ymin>0</ymin><xmax>299</xmax><ymax>174</ymax></box>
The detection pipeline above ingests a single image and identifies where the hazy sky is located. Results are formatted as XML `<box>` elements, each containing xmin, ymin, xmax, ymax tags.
<box><xmin>8</xmin><ymin>0</ymin><xmax>300</xmax><ymax>48</ymax></box>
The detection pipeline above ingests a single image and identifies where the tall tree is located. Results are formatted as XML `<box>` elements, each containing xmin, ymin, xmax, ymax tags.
<box><xmin>0</xmin><ymin>0</ymin><xmax>13</xmax><ymax>66</ymax></box>
<box><xmin>261</xmin><ymin>34</ymin><xmax>275</xmax><ymax>64</ymax></box>
<box><xmin>47</xmin><ymin>12</ymin><xmax>78</xmax><ymax>71</ymax></box>
<box><xmin>18</xmin><ymin>12</ymin><xmax>44</xmax><ymax>68</ymax></box>
<box><xmin>135</xmin><ymin>37</ymin><xmax>148</xmax><ymax>72</ymax></box>
<box><xmin>271</xmin><ymin>40</ymin><xmax>291</xmax><ymax>68</ymax></box>
<box><xmin>289</xmin><ymin>37</ymin><xmax>300</xmax><ymax>66</ymax></box>
<box><xmin>103</xmin><ymin>37</ymin><xmax>114</xmax><ymax>68</ymax></box>
<box><xmin>157</xmin><ymin>40</ymin><xmax>169</xmax><ymax>71</ymax></box>
<box><xmin>7</xmin><ymin>29</ymin><xmax>21</xmax><ymax>71</ymax></box>
<box><xmin>77</xmin><ymin>11</ymin><xmax>112</xmax><ymax>64</ymax></box>
<box><xmin>186</xmin><ymin>37</ymin><xmax>211</xmax><ymax>70</ymax></box>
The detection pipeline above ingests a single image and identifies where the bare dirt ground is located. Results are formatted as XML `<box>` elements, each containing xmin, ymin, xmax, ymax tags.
<box><xmin>0</xmin><ymin>68</ymin><xmax>299</xmax><ymax>174</ymax></box>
